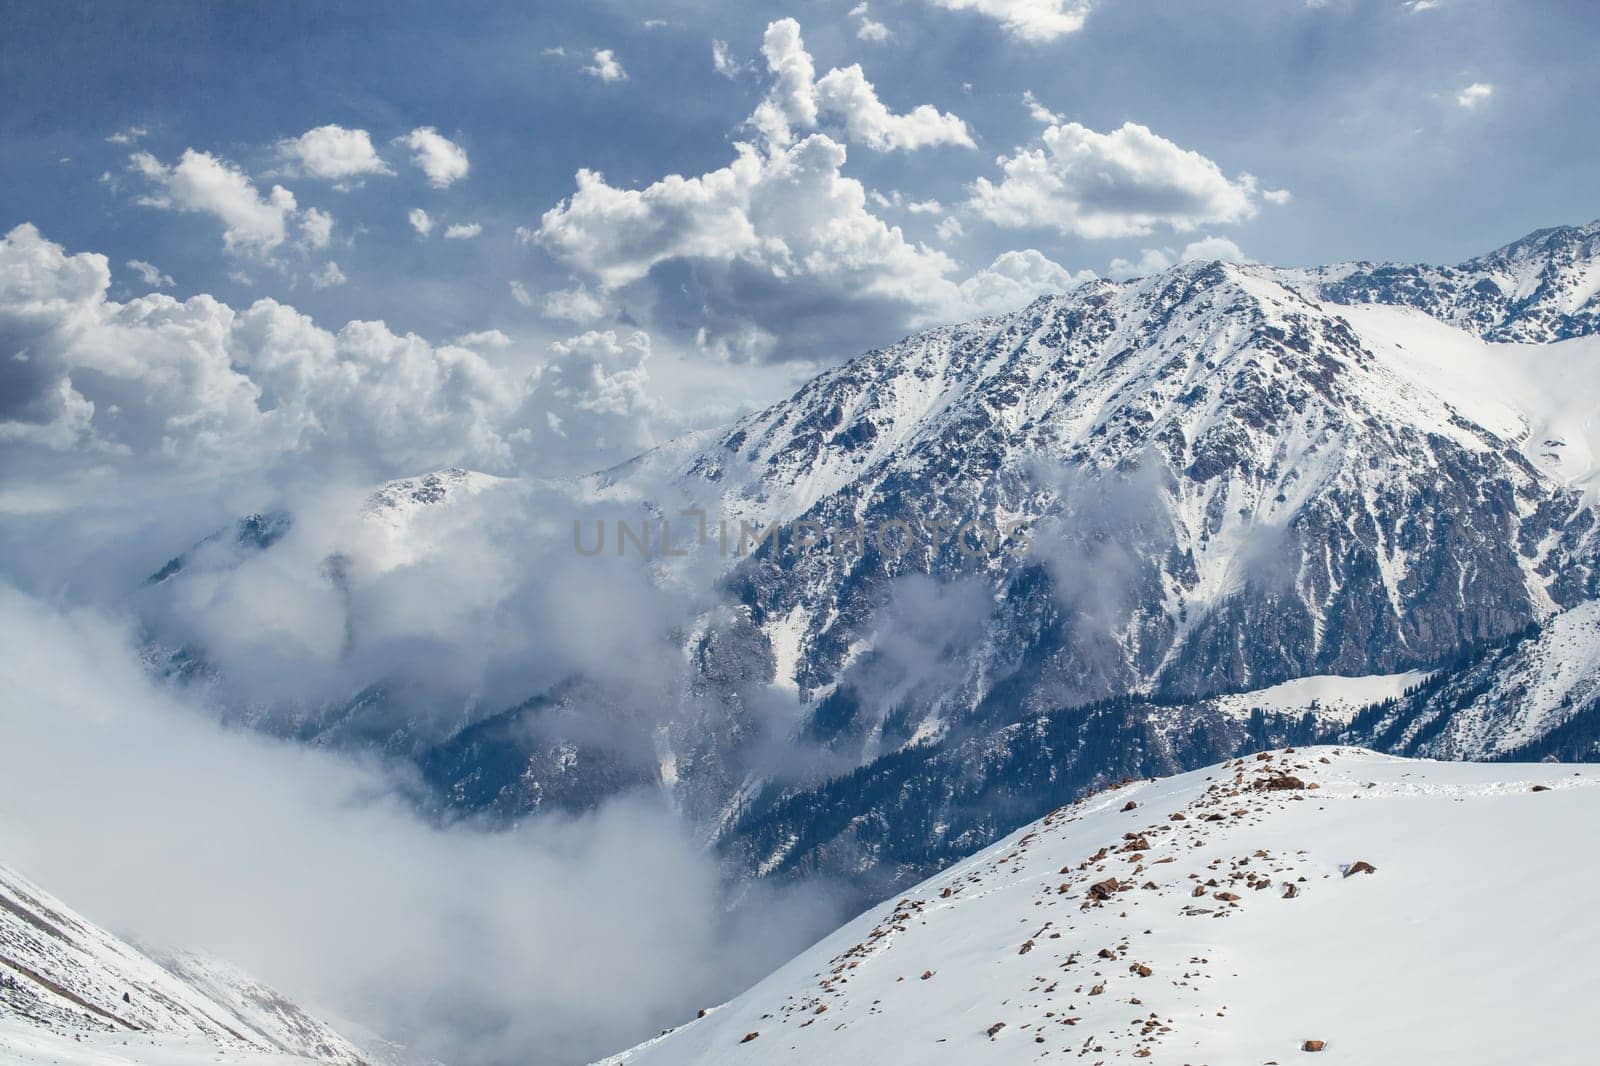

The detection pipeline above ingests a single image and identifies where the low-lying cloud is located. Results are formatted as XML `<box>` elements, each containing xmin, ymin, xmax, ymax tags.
<box><xmin>0</xmin><ymin>585</ymin><xmax>840</xmax><ymax>1066</ymax></box>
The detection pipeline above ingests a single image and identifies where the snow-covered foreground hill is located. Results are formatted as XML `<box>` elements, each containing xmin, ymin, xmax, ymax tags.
<box><xmin>0</xmin><ymin>864</ymin><xmax>373</xmax><ymax>1066</ymax></box>
<box><xmin>604</xmin><ymin>747</ymin><xmax>1599</xmax><ymax>1065</ymax></box>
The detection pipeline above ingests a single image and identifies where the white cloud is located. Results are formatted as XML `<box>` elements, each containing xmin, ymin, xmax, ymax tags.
<box><xmin>750</xmin><ymin>19</ymin><xmax>973</xmax><ymax>152</ymax></box>
<box><xmin>544</xmin><ymin>285</ymin><xmax>609</xmax><ymax>323</ymax></box>
<box><xmin>278</xmin><ymin>125</ymin><xmax>392</xmax><ymax>182</ymax></box>
<box><xmin>299</xmin><ymin>206</ymin><xmax>334</xmax><ymax>249</ymax></box>
<box><xmin>1262</xmin><ymin>187</ymin><xmax>1293</xmax><ymax>205</ymax></box>
<box><xmin>453</xmin><ymin>328</ymin><xmax>512</xmax><ymax>348</ymax></box>
<box><xmin>1179</xmin><ymin>234</ymin><xmax>1251</xmax><ymax>263</ymax></box>
<box><xmin>399</xmin><ymin>127</ymin><xmax>470</xmax><ymax>188</ymax></box>
<box><xmin>533</xmin><ymin>134</ymin><xmax>963</xmax><ymax>359</ymax></box>
<box><xmin>106</xmin><ymin>125</ymin><xmax>149</xmax><ymax>145</ymax></box>
<box><xmin>584</xmin><ymin>48</ymin><xmax>628</xmax><ymax>83</ymax></box>
<box><xmin>1405</xmin><ymin>0</ymin><xmax>1440</xmax><ymax>11</ymax></box>
<box><xmin>0</xmin><ymin>588</ymin><xmax>833</xmax><ymax>1066</ymax></box>
<box><xmin>906</xmin><ymin>199</ymin><xmax>943</xmax><ymax>214</ymax></box>
<box><xmin>408</xmin><ymin>207</ymin><xmax>433</xmax><ymax>236</ymax></box>
<box><xmin>851</xmin><ymin>3</ymin><xmax>893</xmax><ymax>41</ymax></box>
<box><xmin>0</xmin><ymin>223</ymin><xmax>526</xmax><ymax>476</ymax></box>
<box><xmin>443</xmin><ymin>222</ymin><xmax>482</xmax><ymax>240</ymax></box>
<box><xmin>935</xmin><ymin>215</ymin><xmax>965</xmax><ymax>241</ymax></box>
<box><xmin>1105</xmin><ymin>236</ymin><xmax>1247</xmax><ymax>279</ymax></box>
<box><xmin>131</xmin><ymin>149</ymin><xmax>299</xmax><ymax>253</ymax></box>
<box><xmin>1108</xmin><ymin>246</ymin><xmax>1175</xmax><ymax>279</ymax></box>
<box><xmin>1022</xmin><ymin>90</ymin><xmax>1063</xmax><ymax>124</ymax></box>
<box><xmin>1456</xmin><ymin>82</ymin><xmax>1494</xmax><ymax>109</ymax></box>
<box><xmin>509</xmin><ymin>279</ymin><xmax>535</xmax><ymax>307</ymax></box>
<box><xmin>925</xmin><ymin>0</ymin><xmax>1094</xmax><ymax>42</ymax></box>
<box><xmin>126</xmin><ymin>258</ymin><xmax>174</xmax><ymax>288</ymax></box>
<box><xmin>968</xmin><ymin>121</ymin><xmax>1274</xmax><ymax>239</ymax></box>
<box><xmin>958</xmin><ymin>248</ymin><xmax>1095</xmax><ymax>316</ymax></box>
<box><xmin>712</xmin><ymin>38</ymin><xmax>741</xmax><ymax>78</ymax></box>
<box><xmin>310</xmin><ymin>261</ymin><xmax>347</xmax><ymax>288</ymax></box>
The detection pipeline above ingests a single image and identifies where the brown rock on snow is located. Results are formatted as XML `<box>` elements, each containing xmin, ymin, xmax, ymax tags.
<box><xmin>1344</xmin><ymin>861</ymin><xmax>1377</xmax><ymax>877</ymax></box>
<box><xmin>1122</xmin><ymin>800</ymin><xmax>1139</xmax><ymax>811</ymax></box>
<box><xmin>740</xmin><ymin>1031</ymin><xmax>760</xmax><ymax>1044</ymax></box>
<box><xmin>921</xmin><ymin>970</ymin><xmax>935</xmax><ymax>980</ymax></box>
<box><xmin>1088</xmin><ymin>877</ymin><xmax>1122</xmax><ymax>901</ymax></box>
<box><xmin>987</xmin><ymin>1021</ymin><xmax>1007</xmax><ymax>1037</ymax></box>
<box><xmin>1302</xmin><ymin>1039</ymin><xmax>1326</xmax><ymax>1052</ymax></box>
<box><xmin>1531</xmin><ymin>785</ymin><xmax>1551</xmax><ymax>792</ymax></box>
<box><xmin>1259</xmin><ymin>775</ymin><xmax>1307</xmax><ymax>791</ymax></box>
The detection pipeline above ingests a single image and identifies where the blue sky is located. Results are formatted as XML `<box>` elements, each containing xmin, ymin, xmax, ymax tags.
<box><xmin>3</xmin><ymin>0</ymin><xmax>1598</xmax><ymax>490</ymax></box>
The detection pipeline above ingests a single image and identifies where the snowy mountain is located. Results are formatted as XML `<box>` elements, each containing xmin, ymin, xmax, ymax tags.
<box><xmin>0</xmin><ymin>862</ymin><xmax>373</xmax><ymax>1066</ymax></box>
<box><xmin>602</xmin><ymin>747</ymin><xmax>1600</xmax><ymax>1066</ymax></box>
<box><xmin>132</xmin><ymin>221</ymin><xmax>1600</xmax><ymax>900</ymax></box>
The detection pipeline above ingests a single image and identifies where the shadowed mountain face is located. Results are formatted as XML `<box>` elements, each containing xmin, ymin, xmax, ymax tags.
<box><xmin>136</xmin><ymin>222</ymin><xmax>1600</xmax><ymax>896</ymax></box>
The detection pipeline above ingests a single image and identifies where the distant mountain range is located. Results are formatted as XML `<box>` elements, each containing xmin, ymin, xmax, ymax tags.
<box><xmin>137</xmin><ymin>220</ymin><xmax>1600</xmax><ymax>903</ymax></box>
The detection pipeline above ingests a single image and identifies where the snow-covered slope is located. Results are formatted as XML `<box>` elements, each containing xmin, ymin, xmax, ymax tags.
<box><xmin>0</xmin><ymin>863</ymin><xmax>370</xmax><ymax>1065</ymax></box>
<box><xmin>605</xmin><ymin>747</ymin><xmax>1600</xmax><ymax>1065</ymax></box>
<box><xmin>1337</xmin><ymin>597</ymin><xmax>1600</xmax><ymax>760</ymax></box>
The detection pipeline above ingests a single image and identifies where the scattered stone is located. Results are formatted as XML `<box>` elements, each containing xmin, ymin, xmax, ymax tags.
<box><xmin>987</xmin><ymin>1022</ymin><xmax>1007</xmax><ymax>1038</ymax></box>
<box><xmin>1122</xmin><ymin>800</ymin><xmax>1139</xmax><ymax>812</ymax></box>
<box><xmin>1302</xmin><ymin>1039</ymin><xmax>1326</xmax><ymax>1052</ymax></box>
<box><xmin>1344</xmin><ymin>861</ymin><xmax>1377</xmax><ymax>878</ymax></box>
<box><xmin>921</xmin><ymin>970</ymin><xmax>935</xmax><ymax>980</ymax></box>
<box><xmin>1531</xmin><ymin>785</ymin><xmax>1551</xmax><ymax>793</ymax></box>
<box><xmin>740</xmin><ymin>1031</ymin><xmax>760</xmax><ymax>1044</ymax></box>
<box><xmin>1088</xmin><ymin>877</ymin><xmax>1122</xmax><ymax>901</ymax></box>
<box><xmin>1282</xmin><ymin>883</ymin><xmax>1299</xmax><ymax>899</ymax></box>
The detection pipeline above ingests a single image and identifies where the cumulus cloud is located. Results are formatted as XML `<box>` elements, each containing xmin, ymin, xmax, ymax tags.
<box><xmin>399</xmin><ymin>127</ymin><xmax>470</xmax><ymax>188</ymax></box>
<box><xmin>509</xmin><ymin>279</ymin><xmax>534</xmax><ymax>307</ymax></box>
<box><xmin>299</xmin><ymin>206</ymin><xmax>334</xmax><ymax>249</ymax></box>
<box><xmin>310</xmin><ymin>260</ymin><xmax>347</xmax><ymax>288</ymax></box>
<box><xmin>106</xmin><ymin>125</ymin><xmax>149</xmax><ymax>145</ymax></box>
<box><xmin>454</xmin><ymin>328</ymin><xmax>512</xmax><ymax>348</ymax></box>
<box><xmin>1107</xmin><ymin>235</ymin><xmax>1250</xmax><ymax>279</ymax></box>
<box><xmin>278</xmin><ymin>124</ymin><xmax>393</xmax><ymax>182</ymax></box>
<box><xmin>443</xmin><ymin>222</ymin><xmax>483</xmax><ymax>240</ymax></box>
<box><xmin>1456</xmin><ymin>81</ymin><xmax>1494</xmax><ymax>109</ymax></box>
<box><xmin>126</xmin><ymin>258</ymin><xmax>174</xmax><ymax>288</ymax></box>
<box><xmin>544</xmin><ymin>284</ymin><xmax>608</xmax><ymax>323</ymax></box>
<box><xmin>711</xmin><ymin>38</ymin><xmax>742</xmax><ymax>78</ymax></box>
<box><xmin>533</xmin><ymin>134</ymin><xmax>963</xmax><ymax>359</ymax></box>
<box><xmin>851</xmin><ymin>3</ymin><xmax>893</xmax><ymax>41</ymax></box>
<box><xmin>1178</xmin><ymin>234</ymin><xmax>1250</xmax><ymax>263</ymax></box>
<box><xmin>0</xmin><ymin>224</ymin><xmax>701</xmax><ymax>495</ymax></box>
<box><xmin>0</xmin><ymin>586</ymin><xmax>836</xmax><ymax>1066</ymax></box>
<box><xmin>408</xmin><ymin>207</ymin><xmax>433</xmax><ymax>236</ymax></box>
<box><xmin>131</xmin><ymin>149</ymin><xmax>299</xmax><ymax>253</ymax></box>
<box><xmin>968</xmin><ymin>121</ymin><xmax>1278</xmax><ymax>239</ymax></box>
<box><xmin>524</xmin><ymin>329</ymin><xmax>656</xmax><ymax>454</ymax></box>
<box><xmin>584</xmin><ymin>48</ymin><xmax>628</xmax><ymax>82</ymax></box>
<box><xmin>750</xmin><ymin>19</ymin><xmax>973</xmax><ymax>152</ymax></box>
<box><xmin>1022</xmin><ymin>89</ymin><xmax>1063</xmax><ymax>124</ymax></box>
<box><xmin>0</xmin><ymin>224</ymin><xmax>527</xmax><ymax>480</ymax></box>
<box><xmin>958</xmin><ymin>248</ymin><xmax>1095</xmax><ymax>316</ymax></box>
<box><xmin>925</xmin><ymin>0</ymin><xmax>1094</xmax><ymax>41</ymax></box>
